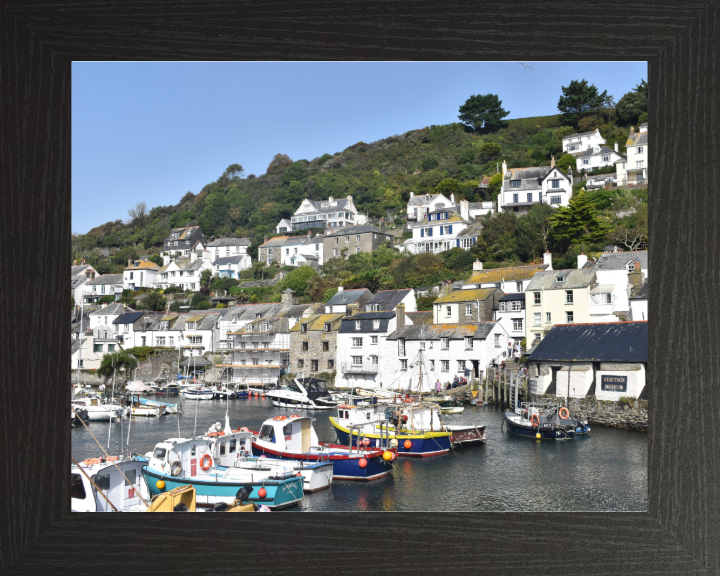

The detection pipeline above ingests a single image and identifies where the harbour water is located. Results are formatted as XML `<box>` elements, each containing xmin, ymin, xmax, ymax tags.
<box><xmin>72</xmin><ymin>395</ymin><xmax>648</xmax><ymax>512</ymax></box>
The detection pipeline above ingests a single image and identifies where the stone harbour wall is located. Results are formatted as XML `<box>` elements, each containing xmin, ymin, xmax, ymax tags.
<box><xmin>532</xmin><ymin>394</ymin><xmax>648</xmax><ymax>432</ymax></box>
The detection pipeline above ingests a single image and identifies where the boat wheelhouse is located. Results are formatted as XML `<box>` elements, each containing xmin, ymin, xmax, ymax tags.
<box><xmin>503</xmin><ymin>401</ymin><xmax>578</xmax><ymax>440</ymax></box>
<box><xmin>265</xmin><ymin>377</ymin><xmax>338</xmax><ymax>410</ymax></box>
<box><xmin>71</xmin><ymin>455</ymin><xmax>150</xmax><ymax>512</ymax></box>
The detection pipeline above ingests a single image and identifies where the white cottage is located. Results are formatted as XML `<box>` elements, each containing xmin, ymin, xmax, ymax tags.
<box><xmin>288</xmin><ymin>195</ymin><xmax>358</xmax><ymax>231</ymax></box>
<box><xmin>498</xmin><ymin>160</ymin><xmax>573</xmax><ymax>214</ymax></box>
<box><xmin>406</xmin><ymin>192</ymin><xmax>453</xmax><ymax>222</ymax></box>
<box><xmin>82</xmin><ymin>274</ymin><xmax>124</xmax><ymax>305</ymax></box>
<box><xmin>581</xmin><ymin>251</ymin><xmax>648</xmax><ymax>316</ymax></box>
<box><xmin>155</xmin><ymin>253</ymin><xmax>215</xmax><ymax>291</ymax></box>
<box><xmin>280</xmin><ymin>233</ymin><xmax>325</xmax><ymax>266</ymax></box>
<box><xmin>406</xmin><ymin>201</ymin><xmax>474</xmax><ymax>255</ymax></box>
<box><xmin>562</xmin><ymin>128</ymin><xmax>606</xmax><ymax>154</ymax></box>
<box><xmin>123</xmin><ymin>259</ymin><xmax>161</xmax><ymax>290</ymax></box>
<box><xmin>575</xmin><ymin>142</ymin><xmax>625</xmax><ymax>174</ymax></box>
<box><xmin>616</xmin><ymin>126</ymin><xmax>648</xmax><ymax>186</ymax></box>
<box><xmin>89</xmin><ymin>303</ymin><xmax>135</xmax><ymax>339</ymax></box>
<box><xmin>206</xmin><ymin>237</ymin><xmax>252</xmax><ymax>264</ymax></box>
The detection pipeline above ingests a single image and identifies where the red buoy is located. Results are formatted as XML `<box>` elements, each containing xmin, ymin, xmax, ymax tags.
<box><xmin>401</xmin><ymin>415</ymin><xmax>408</xmax><ymax>422</ymax></box>
<box><xmin>363</xmin><ymin>438</ymin><xmax>370</xmax><ymax>446</ymax></box>
<box><xmin>404</xmin><ymin>440</ymin><xmax>412</xmax><ymax>449</ymax></box>
<box><xmin>358</xmin><ymin>458</ymin><xmax>368</xmax><ymax>468</ymax></box>
<box><xmin>258</xmin><ymin>487</ymin><xmax>267</xmax><ymax>498</ymax></box>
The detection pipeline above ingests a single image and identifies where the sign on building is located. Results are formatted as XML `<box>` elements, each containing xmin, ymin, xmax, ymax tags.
<box><xmin>601</xmin><ymin>375</ymin><xmax>627</xmax><ymax>392</ymax></box>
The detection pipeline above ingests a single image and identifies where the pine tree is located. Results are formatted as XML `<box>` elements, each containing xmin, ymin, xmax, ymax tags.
<box><xmin>550</xmin><ymin>188</ymin><xmax>611</xmax><ymax>249</ymax></box>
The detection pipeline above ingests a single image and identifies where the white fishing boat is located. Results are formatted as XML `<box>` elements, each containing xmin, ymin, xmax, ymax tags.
<box><xmin>71</xmin><ymin>454</ymin><xmax>151</xmax><ymax>512</ymax></box>
<box><xmin>72</xmin><ymin>394</ymin><xmax>127</xmax><ymax>421</ymax></box>
<box><xmin>119</xmin><ymin>392</ymin><xmax>165</xmax><ymax>417</ymax></box>
<box><xmin>265</xmin><ymin>378</ymin><xmax>338</xmax><ymax>410</ymax></box>
<box><xmin>182</xmin><ymin>387</ymin><xmax>215</xmax><ymax>400</ymax></box>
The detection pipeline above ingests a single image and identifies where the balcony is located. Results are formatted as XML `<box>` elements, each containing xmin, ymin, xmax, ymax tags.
<box><xmin>341</xmin><ymin>362</ymin><xmax>379</xmax><ymax>374</ymax></box>
<box><xmin>589</xmin><ymin>303</ymin><xmax>614</xmax><ymax>316</ymax></box>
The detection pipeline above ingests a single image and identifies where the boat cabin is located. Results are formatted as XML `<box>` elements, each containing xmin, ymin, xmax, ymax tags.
<box><xmin>256</xmin><ymin>415</ymin><xmax>319</xmax><ymax>453</ymax></box>
<box><xmin>293</xmin><ymin>378</ymin><xmax>330</xmax><ymax>402</ymax></box>
<box><xmin>73</xmin><ymin>397</ymin><xmax>102</xmax><ymax>408</ymax></box>
<box><xmin>148</xmin><ymin>432</ymin><xmax>254</xmax><ymax>475</ymax></box>
<box><xmin>71</xmin><ymin>457</ymin><xmax>148</xmax><ymax>512</ymax></box>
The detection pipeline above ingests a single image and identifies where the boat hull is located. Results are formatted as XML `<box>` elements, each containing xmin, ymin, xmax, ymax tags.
<box><xmin>330</xmin><ymin>418</ymin><xmax>451</xmax><ymax>458</ymax></box>
<box><xmin>251</xmin><ymin>443</ymin><xmax>393</xmax><ymax>481</ymax></box>
<box><xmin>503</xmin><ymin>413</ymin><xmax>576</xmax><ymax>440</ymax></box>
<box><xmin>270</xmin><ymin>398</ymin><xmax>335</xmax><ymax>410</ymax></box>
<box><xmin>143</xmin><ymin>467</ymin><xmax>303</xmax><ymax>509</ymax></box>
<box><xmin>445</xmin><ymin>425</ymin><xmax>487</xmax><ymax>447</ymax></box>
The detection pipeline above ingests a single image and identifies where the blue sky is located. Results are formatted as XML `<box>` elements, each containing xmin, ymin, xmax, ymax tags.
<box><xmin>72</xmin><ymin>61</ymin><xmax>647</xmax><ymax>233</ymax></box>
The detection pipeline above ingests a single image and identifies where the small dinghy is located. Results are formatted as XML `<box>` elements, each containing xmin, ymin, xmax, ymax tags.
<box><xmin>182</xmin><ymin>387</ymin><xmax>215</xmax><ymax>400</ymax></box>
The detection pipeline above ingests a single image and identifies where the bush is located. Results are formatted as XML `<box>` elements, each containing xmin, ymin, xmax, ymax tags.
<box><xmin>97</xmin><ymin>295</ymin><xmax>115</xmax><ymax>305</ymax></box>
<box><xmin>421</xmin><ymin>156</ymin><xmax>439</xmax><ymax>171</ymax></box>
<box><xmin>195</xmin><ymin>300</ymin><xmax>210</xmax><ymax>310</ymax></box>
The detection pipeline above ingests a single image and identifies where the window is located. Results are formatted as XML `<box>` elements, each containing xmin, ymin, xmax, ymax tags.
<box><xmin>550</xmin><ymin>196</ymin><xmax>562</xmax><ymax>204</ymax></box>
<box><xmin>322</xmin><ymin>341</ymin><xmax>329</xmax><ymax>351</ymax></box>
<box><xmin>465</xmin><ymin>337</ymin><xmax>473</xmax><ymax>350</ymax></box>
<box><xmin>582</xmin><ymin>159</ymin><xmax>589</xmax><ymax>165</ymax></box>
<box><xmin>499</xmin><ymin>301</ymin><xmax>506</xmax><ymax>312</ymax></box>
<box><xmin>328</xmin><ymin>360</ymin><xmax>334</xmax><ymax>369</ymax></box>
<box><xmin>297</xmin><ymin>359</ymin><xmax>304</xmax><ymax>368</ymax></box>
<box><xmin>156</xmin><ymin>337</ymin><xmax>166</xmax><ymax>346</ymax></box>
<box><xmin>446</xmin><ymin>306</ymin><xmax>452</xmax><ymax>317</ymax></box>
<box><xmin>557</xmin><ymin>276</ymin><xmax>565</xmax><ymax>283</ymax></box>
<box><xmin>188</xmin><ymin>336</ymin><xmax>202</xmax><ymax>344</ymax></box>
<box><xmin>334</xmin><ymin>238</ymin><xmax>339</xmax><ymax>244</ymax></box>
<box><xmin>546</xmin><ymin>312</ymin><xmax>551</xmax><ymax>323</ymax></box>
<box><xmin>534</xmin><ymin>292</ymin><xmax>541</xmax><ymax>305</ymax></box>
<box><xmin>93</xmin><ymin>343</ymin><xmax>102</xmax><ymax>353</ymax></box>
<box><xmin>457</xmin><ymin>360</ymin><xmax>466</xmax><ymax>372</ymax></box>
<box><xmin>324</xmin><ymin>323</ymin><xmax>331</xmax><ymax>332</ymax></box>
<box><xmin>510</xmin><ymin>180</ymin><xmax>521</xmax><ymax>187</ymax></box>
<box><xmin>352</xmin><ymin>356</ymin><xmax>363</xmax><ymax>366</ymax></box>
<box><xmin>168</xmin><ymin>336</ymin><xmax>174</xmax><ymax>346</ymax></box>
<box><xmin>355</xmin><ymin>247</ymin><xmax>361</xmax><ymax>254</ymax></box>
<box><xmin>96</xmin><ymin>473</ymin><xmax>111</xmax><ymax>491</ymax></box>
<box><xmin>565</xmin><ymin>290</ymin><xmax>573</xmax><ymax>304</ymax></box>
<box><xmin>174</xmin><ymin>241</ymin><xmax>178</xmax><ymax>246</ymax></box>
<box><xmin>465</xmin><ymin>304</ymin><xmax>472</xmax><ymax>316</ymax></box>
<box><xmin>356</xmin><ymin>235</ymin><xmax>361</xmax><ymax>242</ymax></box>
<box><xmin>78</xmin><ymin>360</ymin><xmax>84</xmax><ymax>368</ymax></box>
<box><xmin>286</xmin><ymin>248</ymin><xmax>290</xmax><ymax>255</ymax></box>
<box><xmin>345</xmin><ymin>236</ymin><xmax>350</xmax><ymax>243</ymax></box>
<box><xmin>430</xmin><ymin>360</ymin><xmax>435</xmax><ymax>370</ymax></box>
<box><xmin>441</xmin><ymin>360</ymin><xmax>449</xmax><ymax>372</ymax></box>
<box><xmin>551</xmin><ymin>180</ymin><xmax>560</xmax><ymax>189</ymax></box>
<box><xmin>71</xmin><ymin>473</ymin><xmax>86</xmax><ymax>500</ymax></box>
<box><xmin>311</xmin><ymin>360</ymin><xmax>319</xmax><ymax>372</ymax></box>
<box><xmin>566</xmin><ymin>311</ymin><xmax>574</xmax><ymax>323</ymax></box>
<box><xmin>602</xmin><ymin>155</ymin><xmax>610</xmax><ymax>162</ymax></box>
<box><xmin>398</xmin><ymin>339</ymin><xmax>406</xmax><ymax>356</ymax></box>
<box><xmin>400</xmin><ymin>359</ymin><xmax>408</xmax><ymax>371</ymax></box>
<box><xmin>352</xmin><ymin>338</ymin><xmax>362</xmax><ymax>347</ymax></box>
<box><xmin>637</xmin><ymin>146</ymin><xmax>644</xmax><ymax>154</ymax></box>
<box><xmin>534</xmin><ymin>313</ymin><xmax>541</xmax><ymax>326</ymax></box>
<box><xmin>513</xmin><ymin>318</ymin><xmax>523</xmax><ymax>331</ymax></box>
<box><xmin>444</xmin><ymin>226</ymin><xmax>451</xmax><ymax>235</ymax></box>
<box><xmin>513</xmin><ymin>193</ymin><xmax>519</xmax><ymax>203</ymax></box>
<box><xmin>636</xmin><ymin>160</ymin><xmax>644</xmax><ymax>168</ymax></box>
<box><xmin>441</xmin><ymin>338</ymin><xmax>449</xmax><ymax>350</ymax></box>
<box><xmin>301</xmin><ymin>323</ymin><xmax>308</xmax><ymax>333</ymax></box>
<box><xmin>334</xmin><ymin>249</ymin><xmax>339</xmax><ymax>257</ymax></box>
<box><xmin>527</xmin><ymin>193</ymin><xmax>532</xmax><ymax>202</ymax></box>
<box><xmin>371</xmin><ymin>335</ymin><xmax>378</xmax><ymax>344</ymax></box>
<box><xmin>302</xmin><ymin>341</ymin><xmax>309</xmax><ymax>351</ymax></box>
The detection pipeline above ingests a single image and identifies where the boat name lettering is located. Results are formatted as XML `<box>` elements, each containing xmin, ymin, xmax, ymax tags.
<box><xmin>601</xmin><ymin>375</ymin><xmax>627</xmax><ymax>392</ymax></box>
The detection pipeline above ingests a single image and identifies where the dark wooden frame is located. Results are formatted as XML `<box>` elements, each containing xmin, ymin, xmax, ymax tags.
<box><xmin>1</xmin><ymin>1</ymin><xmax>717</xmax><ymax>574</ymax></box>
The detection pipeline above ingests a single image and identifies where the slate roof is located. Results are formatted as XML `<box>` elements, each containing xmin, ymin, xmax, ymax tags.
<box><xmin>527</xmin><ymin>322</ymin><xmax>648</xmax><ymax>363</ymax></box>
<box><xmin>289</xmin><ymin>313</ymin><xmax>345</xmax><ymax>332</ymax></box>
<box><xmin>627</xmin><ymin>132</ymin><xmax>648</xmax><ymax>147</ymax></box>
<box><xmin>433</xmin><ymin>288</ymin><xmax>497</xmax><ymax>304</ymax></box>
<box><xmin>405</xmin><ymin>311</ymin><xmax>432</xmax><ymax>325</ymax></box>
<box><xmin>85</xmin><ymin>274</ymin><xmax>124</xmax><ymax>286</ymax></box>
<box><xmin>303</xmin><ymin>197</ymin><xmax>350</xmax><ymax>214</ymax></box>
<box><xmin>148</xmin><ymin>312</ymin><xmax>221</xmax><ymax>331</ymax></box>
<box><xmin>364</xmin><ymin>289</ymin><xmax>412</xmax><ymax>311</ymax></box>
<box><xmin>562</xmin><ymin>129</ymin><xmax>600</xmax><ymax>140</ymax></box>
<box><xmin>300</xmin><ymin>255</ymin><xmax>319</xmax><ymax>261</ymax></box>
<box><xmin>206</xmin><ymin>237</ymin><xmax>250</xmax><ymax>247</ymax></box>
<box><xmin>499</xmin><ymin>293</ymin><xmax>525</xmax><ymax>302</ymax></box>
<box><xmin>638</xmin><ymin>122</ymin><xmax>648</xmax><ymax>132</ymax></box>
<box><xmin>324</xmin><ymin>225</ymin><xmax>388</xmax><ymax>238</ymax></box>
<box><xmin>503</xmin><ymin>166</ymin><xmax>570</xmax><ymax>191</ymax></box>
<box><xmin>575</xmin><ymin>146</ymin><xmax>621</xmax><ymax>159</ymax></box>
<box><xmin>163</xmin><ymin>226</ymin><xmax>206</xmax><ymax>246</ymax></box>
<box><xmin>158</xmin><ymin>257</ymin><xmax>208</xmax><ymax>273</ymax></box>
<box><xmin>456</xmin><ymin>222</ymin><xmax>484</xmax><ymax>238</ymax></box>
<box><xmin>276</xmin><ymin>218</ymin><xmax>292</xmax><ymax>228</ymax></box>
<box><xmin>212</xmin><ymin>256</ymin><xmax>246</xmax><ymax>266</ymax></box>
<box><xmin>525</xmin><ymin>269</ymin><xmax>596</xmax><ymax>291</ymax></box>
<box><xmin>72</xmin><ymin>265</ymin><xmax>94</xmax><ymax>276</ymax></box>
<box><xmin>339</xmin><ymin>311</ymin><xmax>395</xmax><ymax>333</ymax></box>
<box><xmin>590</xmin><ymin>284</ymin><xmax>615</xmax><ymax>294</ymax></box>
<box><xmin>630</xmin><ymin>280</ymin><xmax>648</xmax><ymax>300</ymax></box>
<box><xmin>326</xmin><ymin>289</ymin><xmax>372</xmax><ymax>307</ymax></box>
<box><xmin>466</xmin><ymin>263</ymin><xmax>547</xmax><ymax>285</ymax></box>
<box><xmin>282</xmin><ymin>234</ymin><xmax>324</xmax><ymax>247</ymax></box>
<box><xmin>72</xmin><ymin>275</ymin><xmax>88</xmax><ymax>289</ymax></box>
<box><xmin>408</xmin><ymin>193</ymin><xmax>449</xmax><ymax>207</ymax></box>
<box><xmin>582</xmin><ymin>251</ymin><xmax>647</xmax><ymax>272</ymax></box>
<box><xmin>89</xmin><ymin>303</ymin><xmax>133</xmax><ymax>316</ymax></box>
<box><xmin>112</xmin><ymin>311</ymin><xmax>145</xmax><ymax>325</ymax></box>
<box><xmin>260</xmin><ymin>236</ymin><xmax>290</xmax><ymax>248</ymax></box>
<box><xmin>387</xmin><ymin>322</ymin><xmax>498</xmax><ymax>341</ymax></box>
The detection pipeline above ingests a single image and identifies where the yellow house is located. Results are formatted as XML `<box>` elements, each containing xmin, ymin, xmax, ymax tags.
<box><xmin>525</xmin><ymin>269</ymin><xmax>598</xmax><ymax>345</ymax></box>
<box><xmin>432</xmin><ymin>288</ymin><xmax>502</xmax><ymax>324</ymax></box>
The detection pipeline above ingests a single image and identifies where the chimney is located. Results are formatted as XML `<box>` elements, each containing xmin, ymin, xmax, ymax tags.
<box><xmin>501</xmin><ymin>159</ymin><xmax>507</xmax><ymax>180</ymax></box>
<box><xmin>577</xmin><ymin>252</ymin><xmax>588</xmax><ymax>269</ymax></box>
<box><xmin>628</xmin><ymin>262</ymin><xmax>644</xmax><ymax>288</ymax></box>
<box><xmin>543</xmin><ymin>251</ymin><xmax>553</xmax><ymax>271</ymax></box>
<box><xmin>302</xmin><ymin>307</ymin><xmax>313</xmax><ymax>318</ymax></box>
<box><xmin>163</xmin><ymin>254</ymin><xmax>170</xmax><ymax>266</ymax></box>
<box><xmin>307</xmin><ymin>230</ymin><xmax>311</xmax><ymax>237</ymax></box>
<box><xmin>337</xmin><ymin>286</ymin><xmax>343</xmax><ymax>292</ymax></box>
<box><xmin>629</xmin><ymin>126</ymin><xmax>635</xmax><ymax>137</ymax></box>
<box><xmin>329</xmin><ymin>196</ymin><xmax>334</xmax><ymax>205</ymax></box>
<box><xmin>128</xmin><ymin>259</ymin><xmax>132</xmax><ymax>268</ymax></box>
<box><xmin>191</xmin><ymin>250</ymin><xmax>198</xmax><ymax>262</ymax></box>
<box><xmin>263</xmin><ymin>235</ymin><xmax>269</xmax><ymax>244</ymax></box>
<box><xmin>438</xmin><ymin>282</ymin><xmax>452</xmax><ymax>296</ymax></box>
<box><xmin>450</xmin><ymin>193</ymin><xmax>455</xmax><ymax>205</ymax></box>
<box><xmin>396</xmin><ymin>303</ymin><xmax>405</xmax><ymax>328</ymax></box>
<box><xmin>409</xmin><ymin>191</ymin><xmax>414</xmax><ymax>199</ymax></box>
<box><xmin>473</xmin><ymin>259</ymin><xmax>483</xmax><ymax>271</ymax></box>
<box><xmin>614</xmin><ymin>141</ymin><xmax>619</xmax><ymax>153</ymax></box>
<box><xmin>460</xmin><ymin>199</ymin><xmax>469</xmax><ymax>221</ymax></box>
<box><xmin>346</xmin><ymin>194</ymin><xmax>352</xmax><ymax>203</ymax></box>
<box><xmin>550</xmin><ymin>155</ymin><xmax>555</xmax><ymax>168</ymax></box>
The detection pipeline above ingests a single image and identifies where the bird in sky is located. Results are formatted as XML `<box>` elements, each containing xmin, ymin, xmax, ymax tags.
<box><xmin>519</xmin><ymin>62</ymin><xmax>533</xmax><ymax>69</ymax></box>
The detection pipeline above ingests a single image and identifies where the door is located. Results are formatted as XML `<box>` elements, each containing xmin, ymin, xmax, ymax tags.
<box><xmin>301</xmin><ymin>418</ymin><xmax>311</xmax><ymax>452</ymax></box>
<box><xmin>472</xmin><ymin>360</ymin><xmax>479</xmax><ymax>379</ymax></box>
<box><xmin>122</xmin><ymin>466</ymin><xmax>141</xmax><ymax>508</ymax></box>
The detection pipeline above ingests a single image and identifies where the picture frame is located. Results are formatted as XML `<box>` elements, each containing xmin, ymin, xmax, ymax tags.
<box><xmin>1</xmin><ymin>1</ymin><xmax>715</xmax><ymax>573</ymax></box>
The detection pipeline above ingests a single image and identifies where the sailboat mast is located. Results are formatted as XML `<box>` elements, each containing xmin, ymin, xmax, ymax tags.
<box><xmin>77</xmin><ymin>297</ymin><xmax>84</xmax><ymax>388</ymax></box>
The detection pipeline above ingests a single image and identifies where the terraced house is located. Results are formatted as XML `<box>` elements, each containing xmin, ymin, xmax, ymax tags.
<box><xmin>432</xmin><ymin>287</ymin><xmax>502</xmax><ymax>325</ymax></box>
<box><xmin>289</xmin><ymin>312</ymin><xmax>345</xmax><ymax>381</ymax></box>
<box><xmin>322</xmin><ymin>225</ymin><xmax>393</xmax><ymax>261</ymax></box>
<box><xmin>146</xmin><ymin>311</ymin><xmax>222</xmax><ymax>358</ymax></box>
<box><xmin>161</xmin><ymin>225</ymin><xmax>208</xmax><ymax>259</ymax></box>
<box><xmin>259</xmin><ymin>235</ymin><xmax>289</xmax><ymax>266</ymax></box>
<box><xmin>123</xmin><ymin>259</ymin><xmax>161</xmax><ymax>290</ymax></box>
<box><xmin>154</xmin><ymin>252</ymin><xmax>214</xmax><ymax>291</ymax></box>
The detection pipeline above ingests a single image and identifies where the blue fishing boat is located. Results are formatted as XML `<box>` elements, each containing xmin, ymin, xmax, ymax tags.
<box><xmin>251</xmin><ymin>414</ymin><xmax>396</xmax><ymax>481</ymax></box>
<box><xmin>143</xmin><ymin>431</ymin><xmax>304</xmax><ymax>509</ymax></box>
<box><xmin>503</xmin><ymin>402</ymin><xmax>577</xmax><ymax>440</ymax></box>
<box><xmin>138</xmin><ymin>397</ymin><xmax>182</xmax><ymax>414</ymax></box>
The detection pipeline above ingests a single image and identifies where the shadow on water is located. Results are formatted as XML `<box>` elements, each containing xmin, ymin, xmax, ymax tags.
<box><xmin>72</xmin><ymin>397</ymin><xmax>647</xmax><ymax>512</ymax></box>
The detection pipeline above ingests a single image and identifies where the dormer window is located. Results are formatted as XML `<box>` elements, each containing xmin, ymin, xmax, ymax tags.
<box><xmin>510</xmin><ymin>180</ymin><xmax>521</xmax><ymax>187</ymax></box>
<box><xmin>256</xmin><ymin>313</ymin><xmax>262</xmax><ymax>318</ymax></box>
<box><xmin>557</xmin><ymin>276</ymin><xmax>565</xmax><ymax>282</ymax></box>
<box><xmin>324</xmin><ymin>323</ymin><xmax>331</xmax><ymax>332</ymax></box>
<box><xmin>301</xmin><ymin>323</ymin><xmax>308</xmax><ymax>333</ymax></box>
<box><xmin>628</xmin><ymin>262</ymin><xmax>635</xmax><ymax>272</ymax></box>
<box><xmin>355</xmin><ymin>321</ymin><xmax>361</xmax><ymax>330</ymax></box>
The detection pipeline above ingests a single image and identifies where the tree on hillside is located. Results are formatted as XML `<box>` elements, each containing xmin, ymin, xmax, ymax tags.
<box><xmin>278</xmin><ymin>266</ymin><xmax>318</xmax><ymax>297</ymax></box>
<box><xmin>516</xmin><ymin>203</ymin><xmax>555</xmax><ymax>260</ymax></box>
<box><xmin>148</xmin><ymin>254</ymin><xmax>163</xmax><ymax>267</ymax></box>
<box><xmin>557</xmin><ymin>80</ymin><xmax>608</xmax><ymax>128</ymax></box>
<box><xmin>635</xmin><ymin>79</ymin><xmax>648</xmax><ymax>99</ymax></box>
<box><xmin>128</xmin><ymin>201</ymin><xmax>147</xmax><ymax>223</ymax></box>
<box><xmin>267</xmin><ymin>153</ymin><xmax>293</xmax><ymax>174</ymax></box>
<box><xmin>138</xmin><ymin>291</ymin><xmax>167</xmax><ymax>312</ymax></box>
<box><xmin>380</xmin><ymin>189</ymin><xmax>403</xmax><ymax>212</ymax></box>
<box><xmin>485</xmin><ymin>172</ymin><xmax>503</xmax><ymax>202</ymax></box>
<box><xmin>606</xmin><ymin>203</ymin><xmax>647</xmax><ymax>251</ymax></box>
<box><xmin>200</xmin><ymin>269</ymin><xmax>212</xmax><ymax>296</ymax></box>
<box><xmin>285</xmin><ymin>181</ymin><xmax>306</xmax><ymax>205</ymax></box>
<box><xmin>282</xmin><ymin>161</ymin><xmax>308</xmax><ymax>185</ymax></box>
<box><xmin>615</xmin><ymin>91</ymin><xmax>647</xmax><ymax>126</ymax></box>
<box><xmin>550</xmin><ymin>188</ymin><xmax>612</xmax><ymax>250</ymax></box>
<box><xmin>458</xmin><ymin>94</ymin><xmax>510</xmax><ymax>133</ymax></box>
<box><xmin>97</xmin><ymin>351</ymin><xmax>138</xmax><ymax>379</ymax></box>
<box><xmin>478</xmin><ymin>142</ymin><xmax>501</xmax><ymax>162</ymax></box>
<box><xmin>224</xmin><ymin>163</ymin><xmax>244</xmax><ymax>180</ymax></box>
<box><xmin>434</xmin><ymin>178</ymin><xmax>460</xmax><ymax>197</ymax></box>
<box><xmin>555</xmin><ymin>154</ymin><xmax>576</xmax><ymax>173</ymax></box>
<box><xmin>600</xmin><ymin>94</ymin><xmax>616</xmax><ymax>124</ymax></box>
<box><xmin>577</xmin><ymin>115</ymin><xmax>600</xmax><ymax>133</ymax></box>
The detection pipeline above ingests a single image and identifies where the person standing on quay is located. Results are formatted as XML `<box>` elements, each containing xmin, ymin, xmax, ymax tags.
<box><xmin>514</xmin><ymin>343</ymin><xmax>520</xmax><ymax>364</ymax></box>
<box><xmin>507</xmin><ymin>341</ymin><xmax>513</xmax><ymax>360</ymax></box>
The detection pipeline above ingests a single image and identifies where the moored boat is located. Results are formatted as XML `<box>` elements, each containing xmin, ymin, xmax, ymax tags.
<box><xmin>119</xmin><ymin>392</ymin><xmax>165</xmax><ymax>417</ymax></box>
<box><xmin>265</xmin><ymin>378</ymin><xmax>338</xmax><ymax>410</ymax></box>
<box><xmin>503</xmin><ymin>402</ymin><xmax>577</xmax><ymax>440</ymax></box>
<box><xmin>182</xmin><ymin>387</ymin><xmax>215</xmax><ymax>400</ymax></box>
<box><xmin>72</xmin><ymin>394</ymin><xmax>127</xmax><ymax>421</ymax></box>
<box><xmin>251</xmin><ymin>414</ymin><xmax>394</xmax><ymax>481</ymax></box>
<box><xmin>71</xmin><ymin>454</ymin><xmax>151</xmax><ymax>512</ymax></box>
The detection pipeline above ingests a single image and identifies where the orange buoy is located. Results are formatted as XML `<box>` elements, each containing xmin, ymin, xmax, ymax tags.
<box><xmin>258</xmin><ymin>487</ymin><xmax>267</xmax><ymax>498</ymax></box>
<box><xmin>404</xmin><ymin>440</ymin><xmax>412</xmax><ymax>450</ymax></box>
<box><xmin>358</xmin><ymin>458</ymin><xmax>368</xmax><ymax>468</ymax></box>
<box><xmin>363</xmin><ymin>438</ymin><xmax>370</xmax><ymax>446</ymax></box>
